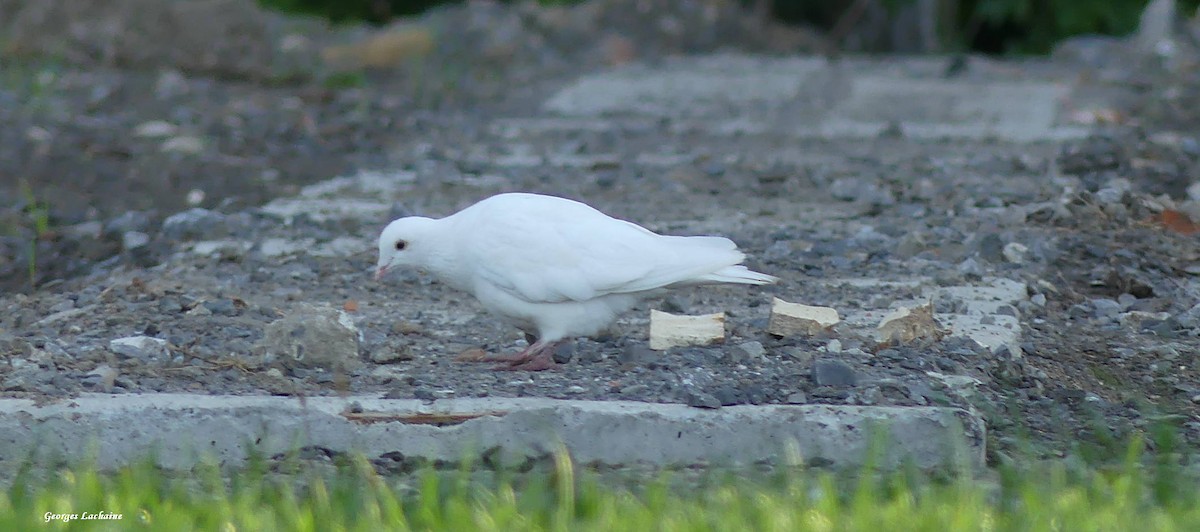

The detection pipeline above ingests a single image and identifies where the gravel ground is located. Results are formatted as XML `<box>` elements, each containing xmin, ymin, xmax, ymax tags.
<box><xmin>1</xmin><ymin>0</ymin><xmax>1199</xmax><ymax>464</ymax></box>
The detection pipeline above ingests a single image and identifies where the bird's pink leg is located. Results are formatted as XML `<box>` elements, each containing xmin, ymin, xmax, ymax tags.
<box><xmin>487</xmin><ymin>340</ymin><xmax>559</xmax><ymax>371</ymax></box>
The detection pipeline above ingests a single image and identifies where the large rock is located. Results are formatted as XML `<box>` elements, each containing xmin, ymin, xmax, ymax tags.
<box><xmin>109</xmin><ymin>335</ymin><xmax>170</xmax><ymax>364</ymax></box>
<box><xmin>260</xmin><ymin>304</ymin><xmax>362</xmax><ymax>370</ymax></box>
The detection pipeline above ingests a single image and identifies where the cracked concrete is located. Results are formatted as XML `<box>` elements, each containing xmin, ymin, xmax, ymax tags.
<box><xmin>0</xmin><ymin>395</ymin><xmax>983</xmax><ymax>473</ymax></box>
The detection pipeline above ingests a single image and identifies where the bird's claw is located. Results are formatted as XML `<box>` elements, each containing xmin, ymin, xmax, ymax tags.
<box><xmin>491</xmin><ymin>354</ymin><xmax>556</xmax><ymax>371</ymax></box>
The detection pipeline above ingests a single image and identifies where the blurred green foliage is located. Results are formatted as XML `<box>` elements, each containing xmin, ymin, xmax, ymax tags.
<box><xmin>258</xmin><ymin>0</ymin><xmax>440</xmax><ymax>24</ymax></box>
<box><xmin>960</xmin><ymin>0</ymin><xmax>1200</xmax><ymax>53</ymax></box>
<box><xmin>257</xmin><ymin>0</ymin><xmax>1200</xmax><ymax>54</ymax></box>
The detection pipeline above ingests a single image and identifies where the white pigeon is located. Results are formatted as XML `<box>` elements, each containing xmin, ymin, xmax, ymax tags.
<box><xmin>375</xmin><ymin>192</ymin><xmax>776</xmax><ymax>370</ymax></box>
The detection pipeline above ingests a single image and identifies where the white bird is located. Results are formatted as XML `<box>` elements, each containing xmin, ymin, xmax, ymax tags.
<box><xmin>375</xmin><ymin>193</ymin><xmax>776</xmax><ymax>370</ymax></box>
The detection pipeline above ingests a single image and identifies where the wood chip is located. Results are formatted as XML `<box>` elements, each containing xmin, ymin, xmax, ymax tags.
<box><xmin>649</xmin><ymin>310</ymin><xmax>726</xmax><ymax>350</ymax></box>
<box><xmin>767</xmin><ymin>298</ymin><xmax>839</xmax><ymax>337</ymax></box>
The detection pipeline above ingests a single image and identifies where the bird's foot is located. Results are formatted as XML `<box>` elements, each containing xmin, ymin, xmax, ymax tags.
<box><xmin>489</xmin><ymin>341</ymin><xmax>559</xmax><ymax>371</ymax></box>
<box><xmin>493</xmin><ymin>351</ymin><xmax>556</xmax><ymax>371</ymax></box>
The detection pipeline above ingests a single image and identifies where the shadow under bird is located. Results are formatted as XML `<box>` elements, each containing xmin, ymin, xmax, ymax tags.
<box><xmin>375</xmin><ymin>192</ymin><xmax>777</xmax><ymax>370</ymax></box>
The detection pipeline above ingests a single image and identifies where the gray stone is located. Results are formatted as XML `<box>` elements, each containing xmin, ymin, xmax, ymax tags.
<box><xmin>978</xmin><ymin>234</ymin><xmax>1005</xmax><ymax>263</ymax></box>
<box><xmin>851</xmin><ymin>226</ymin><xmax>895</xmax><ymax>250</ymax></box>
<box><xmin>675</xmin><ymin>347</ymin><xmax>723</xmax><ymax>366</ymax></box>
<box><xmin>104</xmin><ymin>210</ymin><xmax>153</xmax><ymax>236</ymax></box>
<box><xmin>620</xmin><ymin>384</ymin><xmax>649</xmax><ymax>396</ymax></box>
<box><xmin>1002</xmin><ymin>242</ymin><xmax>1029</xmax><ymax>264</ymax></box>
<box><xmin>619</xmin><ymin>344</ymin><xmax>658</xmax><ymax>367</ymax></box>
<box><xmin>260</xmin><ymin>305</ymin><xmax>361</xmax><ymax>370</ymax></box>
<box><xmin>161</xmin><ymin>135</ymin><xmax>205</xmax><ymax>154</ymax></box>
<box><xmin>122</xmin><ymin>231</ymin><xmax>151</xmax><ymax>251</ymax></box>
<box><xmin>61</xmin><ymin>221</ymin><xmax>102</xmax><ymax>239</ymax></box>
<box><xmin>551</xmin><ymin>341</ymin><xmax>576</xmax><ymax>364</ymax></box>
<box><xmin>109</xmin><ymin>336</ymin><xmax>170</xmax><ymax>363</ymax></box>
<box><xmin>1177</xmin><ymin>303</ymin><xmax>1200</xmax><ymax>329</ymax></box>
<box><xmin>0</xmin><ymin>336</ymin><xmax>33</xmax><ymax>358</ymax></box>
<box><xmin>762</xmin><ymin>240</ymin><xmax>797</xmax><ymax>262</ymax></box>
<box><xmin>1091</xmin><ymin>298</ymin><xmax>1123</xmax><ymax>319</ymax></box>
<box><xmin>712</xmin><ymin>386</ymin><xmax>741</xmax><ymax>406</ymax></box>
<box><xmin>784</xmin><ymin>348</ymin><xmax>814</xmax><ymax>365</ymax></box>
<box><xmin>829</xmin><ymin>177</ymin><xmax>896</xmax><ymax>205</ymax></box>
<box><xmin>1095</xmin><ymin>178</ymin><xmax>1132</xmax><ymax>204</ymax></box>
<box><xmin>82</xmin><ymin>364</ymin><xmax>118</xmax><ymax>390</ymax></box>
<box><xmin>730</xmin><ymin>341</ymin><xmax>766</xmax><ymax>363</ymax></box>
<box><xmin>684</xmin><ymin>389</ymin><xmax>723</xmax><ymax>409</ymax></box>
<box><xmin>812</xmin><ymin>359</ymin><xmax>859</xmax><ymax>387</ymax></box>
<box><xmin>2</xmin><ymin>367</ymin><xmax>42</xmax><ymax>392</ymax></box>
<box><xmin>47</xmin><ymin>299</ymin><xmax>75</xmax><ymax>314</ymax></box>
<box><xmin>369</xmin><ymin>344</ymin><xmax>413</xmax><ymax>364</ymax></box>
<box><xmin>203</xmin><ymin>299</ymin><xmax>241</xmax><ymax>317</ymax></box>
<box><xmin>161</xmin><ymin>208</ymin><xmax>227</xmax><ymax>240</ymax></box>
<box><xmin>957</xmin><ymin>257</ymin><xmax>984</xmax><ymax>278</ymax></box>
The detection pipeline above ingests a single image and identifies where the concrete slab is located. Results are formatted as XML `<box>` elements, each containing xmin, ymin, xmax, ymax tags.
<box><xmin>544</xmin><ymin>55</ymin><xmax>828</xmax><ymax>118</ymax></box>
<box><xmin>0</xmin><ymin>394</ymin><xmax>984</xmax><ymax>473</ymax></box>
<box><xmin>542</xmin><ymin>54</ymin><xmax>1089</xmax><ymax>142</ymax></box>
<box><xmin>815</xmin><ymin>77</ymin><xmax>1088</xmax><ymax>142</ymax></box>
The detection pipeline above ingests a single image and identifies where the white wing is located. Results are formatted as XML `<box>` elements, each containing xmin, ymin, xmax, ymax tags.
<box><xmin>453</xmin><ymin>194</ymin><xmax>750</xmax><ymax>304</ymax></box>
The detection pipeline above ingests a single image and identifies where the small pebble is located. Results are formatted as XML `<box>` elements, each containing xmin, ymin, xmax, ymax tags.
<box><xmin>1091</xmin><ymin>298</ymin><xmax>1122</xmax><ymax>319</ymax></box>
<box><xmin>812</xmin><ymin>359</ymin><xmax>858</xmax><ymax>387</ymax></box>
<box><xmin>730</xmin><ymin>341</ymin><xmax>765</xmax><ymax>363</ymax></box>
<box><xmin>684</xmin><ymin>390</ymin><xmax>721</xmax><ymax>409</ymax></box>
<box><xmin>620</xmin><ymin>384</ymin><xmax>649</xmax><ymax>395</ymax></box>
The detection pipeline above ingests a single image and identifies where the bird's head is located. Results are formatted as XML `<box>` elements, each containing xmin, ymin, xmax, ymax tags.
<box><xmin>375</xmin><ymin>216</ymin><xmax>438</xmax><ymax>281</ymax></box>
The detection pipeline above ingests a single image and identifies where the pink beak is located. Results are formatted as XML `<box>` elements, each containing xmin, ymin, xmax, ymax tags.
<box><xmin>374</xmin><ymin>265</ymin><xmax>389</xmax><ymax>281</ymax></box>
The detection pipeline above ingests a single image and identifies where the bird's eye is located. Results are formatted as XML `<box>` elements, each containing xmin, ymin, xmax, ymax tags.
<box><xmin>395</xmin><ymin>240</ymin><xmax>407</xmax><ymax>251</ymax></box>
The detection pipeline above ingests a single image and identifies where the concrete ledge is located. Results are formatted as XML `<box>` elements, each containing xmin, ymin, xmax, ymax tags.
<box><xmin>0</xmin><ymin>394</ymin><xmax>985</xmax><ymax>472</ymax></box>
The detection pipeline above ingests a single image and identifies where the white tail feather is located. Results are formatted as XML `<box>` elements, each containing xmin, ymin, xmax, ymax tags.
<box><xmin>695</xmin><ymin>265</ymin><xmax>778</xmax><ymax>285</ymax></box>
